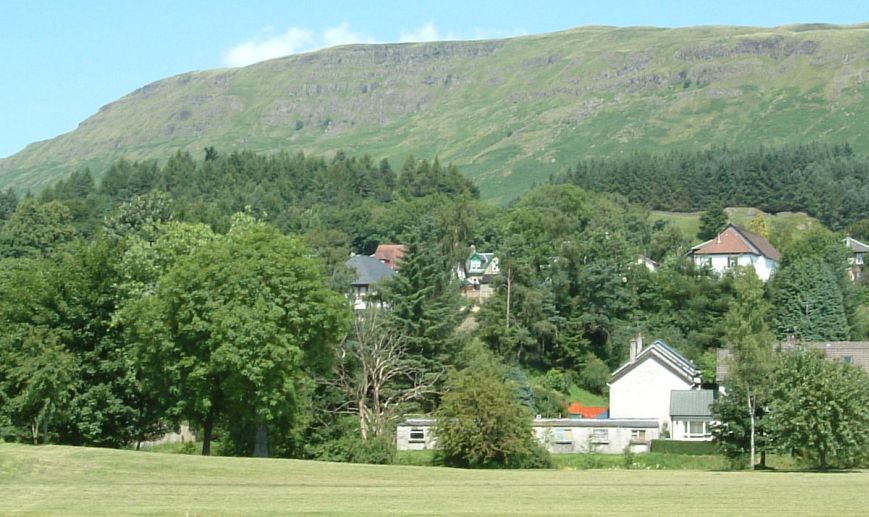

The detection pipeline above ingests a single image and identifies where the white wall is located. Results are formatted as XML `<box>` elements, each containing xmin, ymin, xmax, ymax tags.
<box><xmin>535</xmin><ymin>425</ymin><xmax>659</xmax><ymax>454</ymax></box>
<box><xmin>609</xmin><ymin>358</ymin><xmax>694</xmax><ymax>434</ymax></box>
<box><xmin>694</xmin><ymin>254</ymin><xmax>778</xmax><ymax>282</ymax></box>
<box><xmin>396</xmin><ymin>424</ymin><xmax>437</xmax><ymax>450</ymax></box>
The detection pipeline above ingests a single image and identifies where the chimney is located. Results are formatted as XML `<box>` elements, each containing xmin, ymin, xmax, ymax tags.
<box><xmin>636</xmin><ymin>332</ymin><xmax>644</xmax><ymax>353</ymax></box>
<box><xmin>629</xmin><ymin>337</ymin><xmax>637</xmax><ymax>363</ymax></box>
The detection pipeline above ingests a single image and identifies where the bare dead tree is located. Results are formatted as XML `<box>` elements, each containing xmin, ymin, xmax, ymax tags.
<box><xmin>332</xmin><ymin>309</ymin><xmax>441</xmax><ymax>441</ymax></box>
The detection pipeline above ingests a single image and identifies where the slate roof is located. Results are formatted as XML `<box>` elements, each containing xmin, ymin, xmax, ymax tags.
<box><xmin>670</xmin><ymin>389</ymin><xmax>715</xmax><ymax>419</ymax></box>
<box><xmin>690</xmin><ymin>224</ymin><xmax>781</xmax><ymax>262</ymax></box>
<box><xmin>398</xmin><ymin>417</ymin><xmax>658</xmax><ymax>429</ymax></box>
<box><xmin>717</xmin><ymin>341</ymin><xmax>869</xmax><ymax>382</ymax></box>
<box><xmin>610</xmin><ymin>339</ymin><xmax>701</xmax><ymax>385</ymax></box>
<box><xmin>845</xmin><ymin>236</ymin><xmax>869</xmax><ymax>253</ymax></box>
<box><xmin>345</xmin><ymin>255</ymin><xmax>396</xmax><ymax>287</ymax></box>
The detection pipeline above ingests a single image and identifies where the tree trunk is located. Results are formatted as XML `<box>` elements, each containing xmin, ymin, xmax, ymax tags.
<box><xmin>253</xmin><ymin>422</ymin><xmax>269</xmax><ymax>458</ymax></box>
<box><xmin>819</xmin><ymin>447</ymin><xmax>827</xmax><ymax>470</ymax></box>
<box><xmin>505</xmin><ymin>265</ymin><xmax>512</xmax><ymax>331</ymax></box>
<box><xmin>747</xmin><ymin>387</ymin><xmax>756</xmax><ymax>470</ymax></box>
<box><xmin>202</xmin><ymin>412</ymin><xmax>214</xmax><ymax>456</ymax></box>
<box><xmin>31</xmin><ymin>420</ymin><xmax>39</xmax><ymax>445</ymax></box>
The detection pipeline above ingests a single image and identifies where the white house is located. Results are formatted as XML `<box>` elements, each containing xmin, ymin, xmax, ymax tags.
<box><xmin>689</xmin><ymin>224</ymin><xmax>781</xmax><ymax>282</ymax></box>
<box><xmin>608</xmin><ymin>335</ymin><xmax>702</xmax><ymax>437</ymax></box>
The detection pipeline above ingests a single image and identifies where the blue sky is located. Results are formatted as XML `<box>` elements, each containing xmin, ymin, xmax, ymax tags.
<box><xmin>1</xmin><ymin>0</ymin><xmax>867</xmax><ymax>158</ymax></box>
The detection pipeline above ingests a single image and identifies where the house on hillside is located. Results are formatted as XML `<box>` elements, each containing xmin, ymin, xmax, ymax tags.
<box><xmin>844</xmin><ymin>236</ymin><xmax>868</xmax><ymax>282</ymax></box>
<box><xmin>717</xmin><ymin>340</ymin><xmax>869</xmax><ymax>382</ymax></box>
<box><xmin>637</xmin><ymin>254</ymin><xmax>659</xmax><ymax>273</ymax></box>
<box><xmin>608</xmin><ymin>335</ymin><xmax>703</xmax><ymax>437</ymax></box>
<box><xmin>345</xmin><ymin>254</ymin><xmax>395</xmax><ymax>311</ymax></box>
<box><xmin>372</xmin><ymin>244</ymin><xmax>406</xmax><ymax>271</ymax></box>
<box><xmin>460</xmin><ymin>247</ymin><xmax>500</xmax><ymax>301</ymax></box>
<box><xmin>689</xmin><ymin>224</ymin><xmax>781</xmax><ymax>281</ymax></box>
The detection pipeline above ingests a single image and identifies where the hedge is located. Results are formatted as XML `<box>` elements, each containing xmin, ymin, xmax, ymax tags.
<box><xmin>650</xmin><ymin>439</ymin><xmax>718</xmax><ymax>455</ymax></box>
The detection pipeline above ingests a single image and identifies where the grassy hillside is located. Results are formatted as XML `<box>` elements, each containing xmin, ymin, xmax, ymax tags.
<box><xmin>3</xmin><ymin>24</ymin><xmax>869</xmax><ymax>203</ymax></box>
<box><xmin>652</xmin><ymin>207</ymin><xmax>823</xmax><ymax>243</ymax></box>
<box><xmin>1</xmin><ymin>444</ymin><xmax>868</xmax><ymax>515</ymax></box>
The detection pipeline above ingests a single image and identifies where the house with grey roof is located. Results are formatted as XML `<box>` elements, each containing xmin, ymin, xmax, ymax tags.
<box><xmin>345</xmin><ymin>254</ymin><xmax>396</xmax><ymax>311</ymax></box>
<box><xmin>609</xmin><ymin>334</ymin><xmax>703</xmax><ymax>436</ymax></box>
<box><xmin>670</xmin><ymin>389</ymin><xmax>715</xmax><ymax>441</ymax></box>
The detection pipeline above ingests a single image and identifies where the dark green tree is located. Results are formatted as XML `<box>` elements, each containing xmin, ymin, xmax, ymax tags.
<box><xmin>771</xmin><ymin>259</ymin><xmax>849</xmax><ymax>341</ymax></box>
<box><xmin>697</xmin><ymin>203</ymin><xmax>728</xmax><ymax>241</ymax></box>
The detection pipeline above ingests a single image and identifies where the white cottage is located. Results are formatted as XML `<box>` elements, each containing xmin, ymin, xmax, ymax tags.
<box><xmin>608</xmin><ymin>336</ymin><xmax>702</xmax><ymax>436</ymax></box>
<box><xmin>689</xmin><ymin>224</ymin><xmax>781</xmax><ymax>282</ymax></box>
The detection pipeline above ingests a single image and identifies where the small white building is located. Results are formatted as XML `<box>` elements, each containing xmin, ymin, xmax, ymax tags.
<box><xmin>844</xmin><ymin>236</ymin><xmax>868</xmax><ymax>282</ymax></box>
<box><xmin>395</xmin><ymin>417</ymin><xmax>660</xmax><ymax>454</ymax></box>
<box><xmin>608</xmin><ymin>336</ymin><xmax>702</xmax><ymax>437</ymax></box>
<box><xmin>689</xmin><ymin>224</ymin><xmax>781</xmax><ymax>282</ymax></box>
<box><xmin>669</xmin><ymin>389</ymin><xmax>715</xmax><ymax>441</ymax></box>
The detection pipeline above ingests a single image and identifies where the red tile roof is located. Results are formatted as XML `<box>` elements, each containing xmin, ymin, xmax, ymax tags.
<box><xmin>372</xmin><ymin>244</ymin><xmax>407</xmax><ymax>270</ymax></box>
<box><xmin>691</xmin><ymin>224</ymin><xmax>781</xmax><ymax>261</ymax></box>
<box><xmin>566</xmin><ymin>402</ymin><xmax>608</xmax><ymax>419</ymax></box>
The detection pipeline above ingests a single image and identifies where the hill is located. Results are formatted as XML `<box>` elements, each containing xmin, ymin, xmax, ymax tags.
<box><xmin>652</xmin><ymin>207</ymin><xmax>823</xmax><ymax>242</ymax></box>
<box><xmin>3</xmin><ymin>24</ymin><xmax>869</xmax><ymax>203</ymax></box>
<box><xmin>1</xmin><ymin>443</ymin><xmax>867</xmax><ymax>515</ymax></box>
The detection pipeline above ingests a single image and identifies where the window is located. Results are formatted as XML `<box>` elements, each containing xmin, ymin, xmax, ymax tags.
<box><xmin>727</xmin><ymin>256</ymin><xmax>739</xmax><ymax>268</ymax></box>
<box><xmin>687</xmin><ymin>421</ymin><xmax>709</xmax><ymax>438</ymax></box>
<box><xmin>554</xmin><ymin>428</ymin><xmax>572</xmax><ymax>444</ymax></box>
<box><xmin>843</xmin><ymin>356</ymin><xmax>853</xmax><ymax>364</ymax></box>
<box><xmin>856</xmin><ymin>253</ymin><xmax>864</xmax><ymax>265</ymax></box>
<box><xmin>592</xmin><ymin>429</ymin><xmax>609</xmax><ymax>443</ymax></box>
<box><xmin>631</xmin><ymin>429</ymin><xmax>647</xmax><ymax>442</ymax></box>
<box><xmin>409</xmin><ymin>428</ymin><xmax>425</xmax><ymax>443</ymax></box>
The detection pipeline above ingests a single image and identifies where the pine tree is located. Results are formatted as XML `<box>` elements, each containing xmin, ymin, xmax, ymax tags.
<box><xmin>771</xmin><ymin>259</ymin><xmax>849</xmax><ymax>341</ymax></box>
<box><xmin>380</xmin><ymin>221</ymin><xmax>462</xmax><ymax>369</ymax></box>
<box><xmin>698</xmin><ymin>203</ymin><xmax>728</xmax><ymax>241</ymax></box>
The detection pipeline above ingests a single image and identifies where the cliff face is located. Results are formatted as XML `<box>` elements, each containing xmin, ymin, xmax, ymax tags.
<box><xmin>3</xmin><ymin>24</ymin><xmax>869</xmax><ymax>203</ymax></box>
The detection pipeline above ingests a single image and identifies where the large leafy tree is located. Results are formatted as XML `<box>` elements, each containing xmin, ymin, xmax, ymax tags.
<box><xmin>767</xmin><ymin>349</ymin><xmax>869</xmax><ymax>469</ymax></box>
<box><xmin>134</xmin><ymin>217</ymin><xmax>350</xmax><ymax>456</ymax></box>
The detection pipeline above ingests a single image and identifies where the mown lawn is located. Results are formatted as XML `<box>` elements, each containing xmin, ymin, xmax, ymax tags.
<box><xmin>1</xmin><ymin>443</ymin><xmax>867</xmax><ymax>516</ymax></box>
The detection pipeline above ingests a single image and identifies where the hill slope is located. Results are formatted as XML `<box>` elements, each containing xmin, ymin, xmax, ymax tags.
<box><xmin>3</xmin><ymin>24</ymin><xmax>869</xmax><ymax>203</ymax></box>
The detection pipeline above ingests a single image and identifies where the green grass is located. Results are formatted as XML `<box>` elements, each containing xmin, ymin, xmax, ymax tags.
<box><xmin>651</xmin><ymin>207</ymin><xmax>822</xmax><ymax>243</ymax></box>
<box><xmin>1</xmin><ymin>444</ymin><xmax>868</xmax><ymax>516</ymax></box>
<box><xmin>566</xmin><ymin>385</ymin><xmax>608</xmax><ymax>406</ymax></box>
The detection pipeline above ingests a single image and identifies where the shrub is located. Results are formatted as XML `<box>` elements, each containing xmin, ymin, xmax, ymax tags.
<box><xmin>434</xmin><ymin>366</ymin><xmax>552</xmax><ymax>469</ymax></box>
<box><xmin>650</xmin><ymin>439</ymin><xmax>718</xmax><ymax>455</ymax></box>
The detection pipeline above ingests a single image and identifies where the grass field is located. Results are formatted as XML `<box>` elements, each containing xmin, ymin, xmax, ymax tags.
<box><xmin>1</xmin><ymin>444</ymin><xmax>867</xmax><ymax>516</ymax></box>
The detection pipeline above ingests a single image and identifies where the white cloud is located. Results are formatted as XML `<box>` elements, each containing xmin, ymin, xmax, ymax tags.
<box><xmin>399</xmin><ymin>22</ymin><xmax>459</xmax><ymax>43</ymax></box>
<box><xmin>223</xmin><ymin>24</ymin><xmax>375</xmax><ymax>67</ymax></box>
